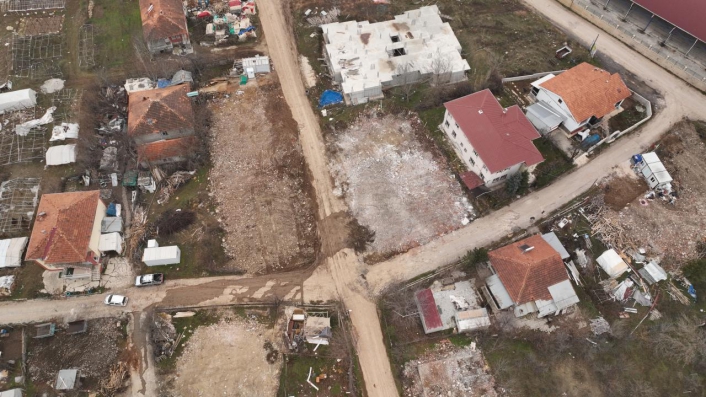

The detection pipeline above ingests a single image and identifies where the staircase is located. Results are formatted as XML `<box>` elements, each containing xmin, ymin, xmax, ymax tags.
<box><xmin>91</xmin><ymin>264</ymin><xmax>102</xmax><ymax>282</ymax></box>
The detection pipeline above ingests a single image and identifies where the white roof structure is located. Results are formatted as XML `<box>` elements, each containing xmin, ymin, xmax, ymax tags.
<box><xmin>0</xmin><ymin>89</ymin><xmax>37</xmax><ymax>113</ymax></box>
<box><xmin>241</xmin><ymin>55</ymin><xmax>271</xmax><ymax>74</ymax></box>
<box><xmin>143</xmin><ymin>245</ymin><xmax>181</xmax><ymax>266</ymax></box>
<box><xmin>596</xmin><ymin>249</ymin><xmax>629</xmax><ymax>278</ymax></box>
<box><xmin>0</xmin><ymin>388</ymin><xmax>23</xmax><ymax>397</ymax></box>
<box><xmin>46</xmin><ymin>144</ymin><xmax>76</xmax><ymax>165</ymax></box>
<box><xmin>547</xmin><ymin>280</ymin><xmax>581</xmax><ymax>310</ymax></box>
<box><xmin>321</xmin><ymin>6</ymin><xmax>469</xmax><ymax>101</ymax></box>
<box><xmin>124</xmin><ymin>78</ymin><xmax>154</xmax><ymax>93</ymax></box>
<box><xmin>99</xmin><ymin>232</ymin><xmax>123</xmax><ymax>253</ymax></box>
<box><xmin>639</xmin><ymin>261</ymin><xmax>668</xmax><ymax>285</ymax></box>
<box><xmin>639</xmin><ymin>152</ymin><xmax>672</xmax><ymax>188</ymax></box>
<box><xmin>55</xmin><ymin>369</ymin><xmax>78</xmax><ymax>390</ymax></box>
<box><xmin>485</xmin><ymin>274</ymin><xmax>513</xmax><ymax>310</ymax></box>
<box><xmin>0</xmin><ymin>237</ymin><xmax>28</xmax><ymax>268</ymax></box>
<box><xmin>101</xmin><ymin>217</ymin><xmax>123</xmax><ymax>233</ymax></box>
<box><xmin>456</xmin><ymin>308</ymin><xmax>490</xmax><ymax>332</ymax></box>
<box><xmin>542</xmin><ymin>232</ymin><xmax>570</xmax><ymax>260</ymax></box>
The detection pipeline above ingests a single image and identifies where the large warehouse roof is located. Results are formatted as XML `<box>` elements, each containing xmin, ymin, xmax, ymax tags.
<box><xmin>633</xmin><ymin>0</ymin><xmax>706</xmax><ymax>43</ymax></box>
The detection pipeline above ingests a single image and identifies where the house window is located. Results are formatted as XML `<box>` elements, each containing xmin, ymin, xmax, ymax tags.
<box><xmin>445</xmin><ymin>120</ymin><xmax>450</xmax><ymax>127</ymax></box>
<box><xmin>473</xmin><ymin>150</ymin><xmax>478</xmax><ymax>157</ymax></box>
<box><xmin>531</xmin><ymin>87</ymin><xmax>539</xmax><ymax>96</ymax></box>
<box><xmin>558</xmin><ymin>99</ymin><xmax>563</xmax><ymax>104</ymax></box>
<box><xmin>615</xmin><ymin>101</ymin><xmax>621</xmax><ymax>109</ymax></box>
<box><xmin>460</xmin><ymin>142</ymin><xmax>464</xmax><ymax>147</ymax></box>
<box><xmin>455</xmin><ymin>123</ymin><xmax>459</xmax><ymax>128</ymax></box>
<box><xmin>464</xmin><ymin>148</ymin><xmax>467</xmax><ymax>152</ymax></box>
<box><xmin>393</xmin><ymin>48</ymin><xmax>406</xmax><ymax>57</ymax></box>
<box><xmin>500</xmin><ymin>174</ymin><xmax>507</xmax><ymax>181</ymax></box>
<box><xmin>161</xmin><ymin>131</ymin><xmax>168</xmax><ymax>136</ymax></box>
<box><xmin>469</xmin><ymin>157</ymin><xmax>475</xmax><ymax>166</ymax></box>
<box><xmin>482</xmin><ymin>165</ymin><xmax>488</xmax><ymax>171</ymax></box>
<box><xmin>390</xmin><ymin>34</ymin><xmax>400</xmax><ymax>43</ymax></box>
<box><xmin>451</xmin><ymin>131</ymin><xmax>456</xmax><ymax>138</ymax></box>
<box><xmin>480</xmin><ymin>172</ymin><xmax>485</xmax><ymax>181</ymax></box>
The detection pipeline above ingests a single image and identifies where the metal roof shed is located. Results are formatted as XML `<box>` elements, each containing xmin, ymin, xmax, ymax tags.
<box><xmin>547</xmin><ymin>279</ymin><xmax>580</xmax><ymax>311</ymax></box>
<box><xmin>596</xmin><ymin>249</ymin><xmax>629</xmax><ymax>279</ymax></box>
<box><xmin>638</xmin><ymin>152</ymin><xmax>673</xmax><ymax>189</ymax></box>
<box><xmin>638</xmin><ymin>261</ymin><xmax>668</xmax><ymax>285</ymax></box>
<box><xmin>99</xmin><ymin>232</ymin><xmax>123</xmax><ymax>253</ymax></box>
<box><xmin>456</xmin><ymin>308</ymin><xmax>490</xmax><ymax>332</ymax></box>
<box><xmin>46</xmin><ymin>144</ymin><xmax>76</xmax><ymax>166</ymax></box>
<box><xmin>414</xmin><ymin>289</ymin><xmax>444</xmax><ymax>334</ymax></box>
<box><xmin>485</xmin><ymin>274</ymin><xmax>514</xmax><ymax>310</ymax></box>
<box><xmin>526</xmin><ymin>102</ymin><xmax>563</xmax><ymax>134</ymax></box>
<box><xmin>0</xmin><ymin>89</ymin><xmax>37</xmax><ymax>113</ymax></box>
<box><xmin>0</xmin><ymin>237</ymin><xmax>28</xmax><ymax>268</ymax></box>
<box><xmin>142</xmin><ymin>245</ymin><xmax>181</xmax><ymax>266</ymax></box>
<box><xmin>541</xmin><ymin>232</ymin><xmax>570</xmax><ymax>260</ymax></box>
<box><xmin>101</xmin><ymin>217</ymin><xmax>123</xmax><ymax>233</ymax></box>
<box><xmin>55</xmin><ymin>369</ymin><xmax>79</xmax><ymax>390</ymax></box>
<box><xmin>0</xmin><ymin>388</ymin><xmax>23</xmax><ymax>397</ymax></box>
<box><xmin>241</xmin><ymin>55</ymin><xmax>271</xmax><ymax>74</ymax></box>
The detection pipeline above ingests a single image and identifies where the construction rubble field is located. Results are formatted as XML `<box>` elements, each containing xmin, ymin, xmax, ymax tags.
<box><xmin>327</xmin><ymin>110</ymin><xmax>473</xmax><ymax>261</ymax></box>
<box><xmin>154</xmin><ymin>307</ymin><xmax>284</xmax><ymax>397</ymax></box>
<box><xmin>25</xmin><ymin>317</ymin><xmax>130</xmax><ymax>395</ymax></box>
<box><xmin>596</xmin><ymin>121</ymin><xmax>706</xmax><ymax>262</ymax></box>
<box><xmin>209</xmin><ymin>74</ymin><xmax>319</xmax><ymax>274</ymax></box>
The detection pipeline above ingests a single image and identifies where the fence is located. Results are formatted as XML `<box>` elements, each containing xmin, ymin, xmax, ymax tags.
<box><xmin>557</xmin><ymin>0</ymin><xmax>706</xmax><ymax>92</ymax></box>
<box><xmin>585</xmin><ymin>90</ymin><xmax>652</xmax><ymax>155</ymax></box>
<box><xmin>501</xmin><ymin>70</ymin><xmax>566</xmax><ymax>83</ymax></box>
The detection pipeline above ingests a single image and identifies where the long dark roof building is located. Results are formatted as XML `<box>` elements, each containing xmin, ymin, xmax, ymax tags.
<box><xmin>631</xmin><ymin>0</ymin><xmax>706</xmax><ymax>43</ymax></box>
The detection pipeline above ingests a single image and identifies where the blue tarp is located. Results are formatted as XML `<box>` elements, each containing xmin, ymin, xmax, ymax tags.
<box><xmin>238</xmin><ymin>26</ymin><xmax>255</xmax><ymax>36</ymax></box>
<box><xmin>632</xmin><ymin>154</ymin><xmax>643</xmax><ymax>164</ymax></box>
<box><xmin>157</xmin><ymin>79</ymin><xmax>171</xmax><ymax>89</ymax></box>
<box><xmin>319</xmin><ymin>90</ymin><xmax>343</xmax><ymax>108</ymax></box>
<box><xmin>581</xmin><ymin>134</ymin><xmax>601</xmax><ymax>148</ymax></box>
<box><xmin>106</xmin><ymin>203</ymin><xmax>117</xmax><ymax>217</ymax></box>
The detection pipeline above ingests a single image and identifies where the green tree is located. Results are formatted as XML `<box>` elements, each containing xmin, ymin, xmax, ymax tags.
<box><xmin>505</xmin><ymin>171</ymin><xmax>529</xmax><ymax>196</ymax></box>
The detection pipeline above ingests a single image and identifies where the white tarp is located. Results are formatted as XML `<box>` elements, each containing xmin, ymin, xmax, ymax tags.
<box><xmin>612</xmin><ymin>279</ymin><xmax>634</xmax><ymax>301</ymax></box>
<box><xmin>143</xmin><ymin>245</ymin><xmax>181</xmax><ymax>266</ymax></box>
<box><xmin>124</xmin><ymin>78</ymin><xmax>155</xmax><ymax>93</ymax></box>
<box><xmin>596</xmin><ymin>249</ymin><xmax>629</xmax><ymax>279</ymax></box>
<box><xmin>40</xmin><ymin>78</ymin><xmax>65</xmax><ymax>94</ymax></box>
<box><xmin>0</xmin><ymin>237</ymin><xmax>28</xmax><ymax>268</ymax></box>
<box><xmin>15</xmin><ymin>106</ymin><xmax>55</xmax><ymax>136</ymax></box>
<box><xmin>46</xmin><ymin>144</ymin><xmax>76</xmax><ymax>165</ymax></box>
<box><xmin>99</xmin><ymin>232</ymin><xmax>123</xmax><ymax>253</ymax></box>
<box><xmin>0</xmin><ymin>89</ymin><xmax>36</xmax><ymax>113</ymax></box>
<box><xmin>50</xmin><ymin>123</ymin><xmax>79</xmax><ymax>141</ymax></box>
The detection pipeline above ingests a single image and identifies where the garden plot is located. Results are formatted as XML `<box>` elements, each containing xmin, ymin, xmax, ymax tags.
<box><xmin>328</xmin><ymin>111</ymin><xmax>473</xmax><ymax>259</ymax></box>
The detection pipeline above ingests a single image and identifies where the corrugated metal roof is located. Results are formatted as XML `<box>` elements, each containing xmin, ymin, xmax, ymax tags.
<box><xmin>639</xmin><ymin>261</ymin><xmax>667</xmax><ymax>285</ymax></box>
<box><xmin>485</xmin><ymin>274</ymin><xmax>514</xmax><ymax>309</ymax></box>
<box><xmin>526</xmin><ymin>102</ymin><xmax>564</xmax><ymax>131</ymax></box>
<box><xmin>456</xmin><ymin>308</ymin><xmax>490</xmax><ymax>331</ymax></box>
<box><xmin>414</xmin><ymin>289</ymin><xmax>444</xmax><ymax>333</ymax></box>
<box><xmin>632</xmin><ymin>0</ymin><xmax>706</xmax><ymax>43</ymax></box>
<box><xmin>547</xmin><ymin>279</ymin><xmax>580</xmax><ymax>311</ymax></box>
<box><xmin>56</xmin><ymin>369</ymin><xmax>78</xmax><ymax>390</ymax></box>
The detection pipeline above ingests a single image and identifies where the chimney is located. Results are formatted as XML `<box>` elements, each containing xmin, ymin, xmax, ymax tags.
<box><xmin>478</xmin><ymin>110</ymin><xmax>483</xmax><ymax>114</ymax></box>
<box><xmin>502</xmin><ymin>108</ymin><xmax>508</xmax><ymax>114</ymax></box>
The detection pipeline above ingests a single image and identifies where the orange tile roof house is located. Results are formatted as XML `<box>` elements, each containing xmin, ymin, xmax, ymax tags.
<box><xmin>441</xmin><ymin>89</ymin><xmax>544</xmax><ymax>188</ymax></box>
<box><xmin>482</xmin><ymin>234</ymin><xmax>579</xmax><ymax>318</ymax></box>
<box><xmin>139</xmin><ymin>0</ymin><xmax>190</xmax><ymax>54</ymax></box>
<box><xmin>528</xmin><ymin>63</ymin><xmax>631</xmax><ymax>134</ymax></box>
<box><xmin>26</xmin><ymin>191</ymin><xmax>106</xmax><ymax>276</ymax></box>
<box><xmin>128</xmin><ymin>85</ymin><xmax>197</xmax><ymax>166</ymax></box>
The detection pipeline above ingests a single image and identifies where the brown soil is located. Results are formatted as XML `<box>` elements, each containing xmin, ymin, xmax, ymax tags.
<box><xmin>603</xmin><ymin>176</ymin><xmax>648</xmax><ymax>211</ymax></box>
<box><xmin>208</xmin><ymin>73</ymin><xmax>319</xmax><ymax>274</ymax></box>
<box><xmin>27</xmin><ymin>317</ymin><xmax>127</xmax><ymax>393</ymax></box>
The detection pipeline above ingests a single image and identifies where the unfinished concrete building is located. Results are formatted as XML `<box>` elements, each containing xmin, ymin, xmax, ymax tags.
<box><xmin>321</xmin><ymin>5</ymin><xmax>470</xmax><ymax>105</ymax></box>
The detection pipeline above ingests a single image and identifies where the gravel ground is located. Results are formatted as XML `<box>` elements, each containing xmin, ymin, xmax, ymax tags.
<box><xmin>328</xmin><ymin>111</ymin><xmax>474</xmax><ymax>259</ymax></box>
<box><xmin>209</xmin><ymin>75</ymin><xmax>318</xmax><ymax>274</ymax></box>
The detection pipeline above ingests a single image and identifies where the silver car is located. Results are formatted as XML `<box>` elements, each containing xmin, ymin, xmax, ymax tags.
<box><xmin>104</xmin><ymin>294</ymin><xmax>128</xmax><ymax>307</ymax></box>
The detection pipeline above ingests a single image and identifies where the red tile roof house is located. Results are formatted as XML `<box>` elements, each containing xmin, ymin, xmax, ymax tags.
<box><xmin>442</xmin><ymin>89</ymin><xmax>544</xmax><ymax>188</ymax></box>
<box><xmin>482</xmin><ymin>234</ymin><xmax>580</xmax><ymax>318</ymax></box>
<box><xmin>139</xmin><ymin>0</ymin><xmax>191</xmax><ymax>54</ymax></box>
<box><xmin>128</xmin><ymin>84</ymin><xmax>197</xmax><ymax>167</ymax></box>
<box><xmin>25</xmin><ymin>191</ymin><xmax>106</xmax><ymax>279</ymax></box>
<box><xmin>528</xmin><ymin>62</ymin><xmax>631</xmax><ymax>135</ymax></box>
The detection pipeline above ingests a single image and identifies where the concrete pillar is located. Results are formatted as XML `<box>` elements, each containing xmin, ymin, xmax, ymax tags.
<box><xmin>622</xmin><ymin>2</ymin><xmax>634</xmax><ymax>20</ymax></box>
<box><xmin>686</xmin><ymin>38</ymin><xmax>699</xmax><ymax>56</ymax></box>
<box><xmin>642</xmin><ymin>14</ymin><xmax>654</xmax><ymax>32</ymax></box>
<box><xmin>663</xmin><ymin>27</ymin><xmax>676</xmax><ymax>45</ymax></box>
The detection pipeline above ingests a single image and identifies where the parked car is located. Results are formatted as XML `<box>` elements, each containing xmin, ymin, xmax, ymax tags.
<box><xmin>104</xmin><ymin>294</ymin><xmax>128</xmax><ymax>306</ymax></box>
<box><xmin>135</xmin><ymin>273</ymin><xmax>164</xmax><ymax>287</ymax></box>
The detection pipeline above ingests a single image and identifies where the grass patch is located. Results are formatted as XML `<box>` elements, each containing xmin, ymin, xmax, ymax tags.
<box><xmin>6</xmin><ymin>264</ymin><xmax>47</xmax><ymax>300</ymax></box>
<box><xmin>532</xmin><ymin>137</ymin><xmax>575</xmax><ymax>188</ymax></box>
<box><xmin>609</xmin><ymin>103</ymin><xmax>646</xmax><ymax>132</ymax></box>
<box><xmin>91</xmin><ymin>0</ymin><xmax>142</xmax><ymax>70</ymax></box>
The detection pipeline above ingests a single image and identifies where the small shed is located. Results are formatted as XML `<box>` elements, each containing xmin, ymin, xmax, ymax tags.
<box><xmin>636</xmin><ymin>152</ymin><xmax>672</xmax><ymax>189</ymax></box>
<box><xmin>456</xmin><ymin>308</ymin><xmax>490</xmax><ymax>332</ymax></box>
<box><xmin>67</xmin><ymin>320</ymin><xmax>88</xmax><ymax>335</ymax></box>
<box><xmin>55</xmin><ymin>369</ymin><xmax>79</xmax><ymax>390</ymax></box>
<box><xmin>46</xmin><ymin>144</ymin><xmax>76</xmax><ymax>166</ymax></box>
<box><xmin>99</xmin><ymin>232</ymin><xmax>123</xmax><ymax>253</ymax></box>
<box><xmin>0</xmin><ymin>89</ymin><xmax>37</xmax><ymax>113</ymax></box>
<box><xmin>484</xmin><ymin>274</ymin><xmax>514</xmax><ymax>310</ymax></box>
<box><xmin>0</xmin><ymin>237</ymin><xmax>28</xmax><ymax>268</ymax></box>
<box><xmin>638</xmin><ymin>261</ymin><xmax>668</xmax><ymax>285</ymax></box>
<box><xmin>143</xmin><ymin>244</ymin><xmax>181</xmax><ymax>266</ymax></box>
<box><xmin>541</xmin><ymin>232</ymin><xmax>570</xmax><ymax>260</ymax></box>
<box><xmin>596</xmin><ymin>249</ymin><xmax>629</xmax><ymax>279</ymax></box>
<box><xmin>525</xmin><ymin>102</ymin><xmax>563</xmax><ymax>134</ymax></box>
<box><xmin>241</xmin><ymin>55</ymin><xmax>270</xmax><ymax>74</ymax></box>
<box><xmin>101</xmin><ymin>217</ymin><xmax>123</xmax><ymax>234</ymax></box>
<box><xmin>0</xmin><ymin>388</ymin><xmax>23</xmax><ymax>397</ymax></box>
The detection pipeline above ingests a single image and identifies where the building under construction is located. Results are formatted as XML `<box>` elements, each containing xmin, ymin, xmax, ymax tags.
<box><xmin>321</xmin><ymin>5</ymin><xmax>469</xmax><ymax>105</ymax></box>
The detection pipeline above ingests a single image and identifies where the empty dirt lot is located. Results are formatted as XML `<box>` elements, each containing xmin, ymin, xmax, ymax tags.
<box><xmin>327</xmin><ymin>111</ymin><xmax>473</xmax><ymax>260</ymax></box>
<box><xmin>209</xmin><ymin>74</ymin><xmax>318</xmax><ymax>274</ymax></box>
<box><xmin>599</xmin><ymin>121</ymin><xmax>706</xmax><ymax>263</ymax></box>
<box><xmin>169</xmin><ymin>314</ymin><xmax>282</xmax><ymax>397</ymax></box>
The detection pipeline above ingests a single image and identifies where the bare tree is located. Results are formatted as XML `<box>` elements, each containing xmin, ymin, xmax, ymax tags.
<box><xmin>653</xmin><ymin>314</ymin><xmax>706</xmax><ymax>367</ymax></box>
<box><xmin>394</xmin><ymin>61</ymin><xmax>420</xmax><ymax>101</ymax></box>
<box><xmin>429</xmin><ymin>49</ymin><xmax>452</xmax><ymax>86</ymax></box>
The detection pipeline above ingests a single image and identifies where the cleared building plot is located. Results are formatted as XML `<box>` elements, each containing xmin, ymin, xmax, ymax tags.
<box><xmin>0</xmin><ymin>178</ymin><xmax>40</xmax><ymax>233</ymax></box>
<box><xmin>328</xmin><ymin>111</ymin><xmax>474</xmax><ymax>259</ymax></box>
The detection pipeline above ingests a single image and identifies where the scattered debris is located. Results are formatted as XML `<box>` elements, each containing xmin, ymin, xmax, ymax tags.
<box><xmin>39</xmin><ymin>78</ymin><xmax>64</xmax><ymax>94</ymax></box>
<box><xmin>589</xmin><ymin>317</ymin><xmax>611</xmax><ymax>335</ymax></box>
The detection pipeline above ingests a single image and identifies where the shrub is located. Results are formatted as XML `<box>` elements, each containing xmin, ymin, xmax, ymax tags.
<box><xmin>505</xmin><ymin>171</ymin><xmax>529</xmax><ymax>196</ymax></box>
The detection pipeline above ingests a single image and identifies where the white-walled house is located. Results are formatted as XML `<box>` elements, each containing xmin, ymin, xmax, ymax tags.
<box><xmin>442</xmin><ymin>89</ymin><xmax>544</xmax><ymax>188</ymax></box>
<box><xmin>528</xmin><ymin>63</ymin><xmax>631</xmax><ymax>134</ymax></box>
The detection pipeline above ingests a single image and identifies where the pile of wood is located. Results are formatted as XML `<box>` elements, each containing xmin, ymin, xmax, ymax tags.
<box><xmin>126</xmin><ymin>206</ymin><xmax>147</xmax><ymax>261</ymax></box>
<box><xmin>157</xmin><ymin>171</ymin><xmax>196</xmax><ymax>205</ymax></box>
<box><xmin>592</xmin><ymin>216</ymin><xmax>636</xmax><ymax>251</ymax></box>
<box><xmin>98</xmin><ymin>362</ymin><xmax>128</xmax><ymax>395</ymax></box>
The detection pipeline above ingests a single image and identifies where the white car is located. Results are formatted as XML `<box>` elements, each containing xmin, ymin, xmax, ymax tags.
<box><xmin>104</xmin><ymin>294</ymin><xmax>128</xmax><ymax>307</ymax></box>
